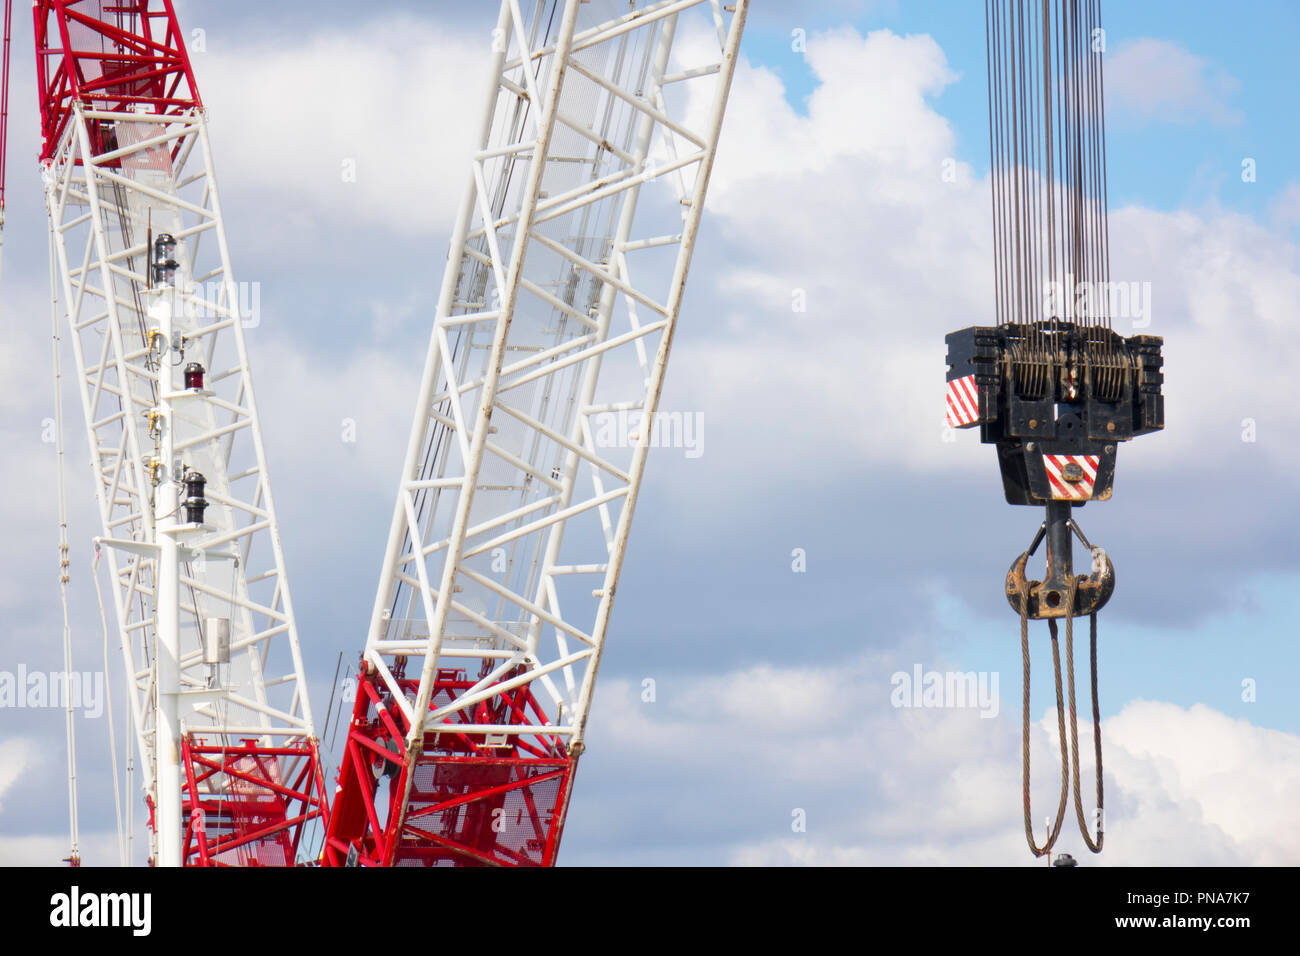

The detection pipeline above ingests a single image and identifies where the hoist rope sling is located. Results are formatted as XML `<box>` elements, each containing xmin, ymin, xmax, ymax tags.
<box><xmin>1014</xmin><ymin>550</ymin><xmax>1103</xmax><ymax>856</ymax></box>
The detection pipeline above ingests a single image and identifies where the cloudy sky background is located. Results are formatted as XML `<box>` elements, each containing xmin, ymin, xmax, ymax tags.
<box><xmin>2</xmin><ymin>0</ymin><xmax>1298</xmax><ymax>866</ymax></box>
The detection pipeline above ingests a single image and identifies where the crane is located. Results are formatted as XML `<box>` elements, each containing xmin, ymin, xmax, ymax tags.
<box><xmin>35</xmin><ymin>0</ymin><xmax>326</xmax><ymax>866</ymax></box>
<box><xmin>0</xmin><ymin>0</ymin><xmax>10</xmax><ymax>272</ymax></box>
<box><xmin>323</xmin><ymin>0</ymin><xmax>748</xmax><ymax>866</ymax></box>
<box><xmin>945</xmin><ymin>0</ymin><xmax>1165</xmax><ymax>858</ymax></box>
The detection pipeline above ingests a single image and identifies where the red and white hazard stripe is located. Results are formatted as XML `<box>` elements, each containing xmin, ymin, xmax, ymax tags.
<box><xmin>946</xmin><ymin>374</ymin><xmax>980</xmax><ymax>428</ymax></box>
<box><xmin>1043</xmin><ymin>454</ymin><xmax>1099</xmax><ymax>500</ymax></box>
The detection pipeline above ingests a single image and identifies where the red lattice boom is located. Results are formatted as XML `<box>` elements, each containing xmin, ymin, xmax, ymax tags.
<box><xmin>324</xmin><ymin>664</ymin><xmax>577</xmax><ymax>867</ymax></box>
<box><xmin>34</xmin><ymin>0</ymin><xmax>200</xmax><ymax>159</ymax></box>
<box><xmin>180</xmin><ymin>737</ymin><xmax>329</xmax><ymax>867</ymax></box>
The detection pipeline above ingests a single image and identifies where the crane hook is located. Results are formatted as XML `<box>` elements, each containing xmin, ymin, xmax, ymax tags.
<box><xmin>1005</xmin><ymin>501</ymin><xmax>1115</xmax><ymax>619</ymax></box>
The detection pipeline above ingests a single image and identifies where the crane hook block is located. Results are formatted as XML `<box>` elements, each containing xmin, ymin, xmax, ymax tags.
<box><xmin>945</xmin><ymin>322</ymin><xmax>1163</xmax><ymax>506</ymax></box>
<box><xmin>1005</xmin><ymin>547</ymin><xmax>1114</xmax><ymax>620</ymax></box>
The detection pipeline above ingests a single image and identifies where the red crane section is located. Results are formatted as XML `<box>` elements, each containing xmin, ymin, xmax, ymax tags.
<box><xmin>325</xmin><ymin>663</ymin><xmax>576</xmax><ymax>867</ymax></box>
<box><xmin>33</xmin><ymin>0</ymin><xmax>199</xmax><ymax>160</ymax></box>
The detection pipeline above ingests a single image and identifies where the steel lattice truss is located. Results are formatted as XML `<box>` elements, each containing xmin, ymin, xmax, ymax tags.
<box><xmin>44</xmin><ymin>100</ymin><xmax>318</xmax><ymax>853</ymax></box>
<box><xmin>365</xmin><ymin>0</ymin><xmax>745</xmax><ymax>778</ymax></box>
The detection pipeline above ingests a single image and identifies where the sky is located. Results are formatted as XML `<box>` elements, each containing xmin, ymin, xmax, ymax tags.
<box><xmin>1</xmin><ymin>1</ymin><xmax>1299</xmax><ymax>867</ymax></box>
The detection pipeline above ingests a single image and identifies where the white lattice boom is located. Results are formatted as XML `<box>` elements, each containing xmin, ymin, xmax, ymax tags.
<box><xmin>365</xmin><ymin>0</ymin><xmax>746</xmax><ymax>776</ymax></box>
<box><xmin>44</xmin><ymin>102</ymin><xmax>318</xmax><ymax>863</ymax></box>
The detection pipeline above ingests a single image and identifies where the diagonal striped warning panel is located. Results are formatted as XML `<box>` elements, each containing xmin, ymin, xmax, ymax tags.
<box><xmin>946</xmin><ymin>374</ymin><xmax>981</xmax><ymax>427</ymax></box>
<box><xmin>1043</xmin><ymin>454</ymin><xmax>1099</xmax><ymax>500</ymax></box>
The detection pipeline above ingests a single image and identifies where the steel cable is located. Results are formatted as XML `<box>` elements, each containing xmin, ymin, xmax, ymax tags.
<box><xmin>1065</xmin><ymin>601</ymin><xmax>1105</xmax><ymax>852</ymax></box>
<box><xmin>1019</xmin><ymin>571</ymin><xmax>1106</xmax><ymax>857</ymax></box>
<box><xmin>985</xmin><ymin>1</ymin><xmax>1114</xmax><ymax>349</ymax></box>
<box><xmin>1018</xmin><ymin>574</ymin><xmax>1070</xmax><ymax>857</ymax></box>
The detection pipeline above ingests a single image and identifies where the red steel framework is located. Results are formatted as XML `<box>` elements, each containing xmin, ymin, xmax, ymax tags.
<box><xmin>34</xmin><ymin>0</ymin><xmax>200</xmax><ymax>160</ymax></box>
<box><xmin>181</xmin><ymin>739</ymin><xmax>330</xmax><ymax>867</ymax></box>
<box><xmin>323</xmin><ymin>664</ymin><xmax>577</xmax><ymax>867</ymax></box>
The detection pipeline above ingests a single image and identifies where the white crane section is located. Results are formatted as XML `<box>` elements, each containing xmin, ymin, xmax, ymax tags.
<box><xmin>43</xmin><ymin>102</ymin><xmax>316</xmax><ymax>862</ymax></box>
<box><xmin>365</xmin><ymin>0</ymin><xmax>746</xmax><ymax>773</ymax></box>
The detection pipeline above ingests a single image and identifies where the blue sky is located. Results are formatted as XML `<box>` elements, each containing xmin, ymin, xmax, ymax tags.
<box><xmin>751</xmin><ymin>0</ymin><xmax>1300</xmax><ymax>221</ymax></box>
<box><xmin>1</xmin><ymin>1</ymin><xmax>1298</xmax><ymax>867</ymax></box>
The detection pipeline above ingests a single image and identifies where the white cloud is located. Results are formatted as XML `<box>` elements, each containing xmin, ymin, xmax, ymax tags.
<box><xmin>697</xmin><ymin>27</ymin><xmax>961</xmax><ymax>199</ymax></box>
<box><xmin>576</xmin><ymin>662</ymin><xmax>1300</xmax><ymax>866</ymax></box>
<box><xmin>664</xmin><ymin>27</ymin><xmax>989</xmax><ymax>483</ymax></box>
<box><xmin>198</xmin><ymin>16</ymin><xmax>487</xmax><ymax>235</ymax></box>
<box><xmin>1105</xmin><ymin>38</ymin><xmax>1241</xmax><ymax>126</ymax></box>
<box><xmin>1273</xmin><ymin>183</ymin><xmax>1300</xmax><ymax>230</ymax></box>
<box><xmin>1104</xmin><ymin>701</ymin><xmax>1300</xmax><ymax>866</ymax></box>
<box><xmin>0</xmin><ymin>738</ymin><xmax>37</xmax><ymax>815</ymax></box>
<box><xmin>253</xmin><ymin>333</ymin><xmax>419</xmax><ymax>497</ymax></box>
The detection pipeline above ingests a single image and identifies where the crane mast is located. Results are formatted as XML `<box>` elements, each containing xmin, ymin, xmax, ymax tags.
<box><xmin>36</xmin><ymin>0</ymin><xmax>326</xmax><ymax>866</ymax></box>
<box><xmin>325</xmin><ymin>0</ymin><xmax>747</xmax><ymax>866</ymax></box>
<box><xmin>0</xmin><ymin>0</ymin><xmax>10</xmax><ymax>267</ymax></box>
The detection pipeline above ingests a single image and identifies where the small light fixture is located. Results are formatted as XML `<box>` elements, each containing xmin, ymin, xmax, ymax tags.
<box><xmin>181</xmin><ymin>470</ymin><xmax>208</xmax><ymax>525</ymax></box>
<box><xmin>184</xmin><ymin>362</ymin><xmax>205</xmax><ymax>390</ymax></box>
<box><xmin>152</xmin><ymin>233</ymin><xmax>179</xmax><ymax>286</ymax></box>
